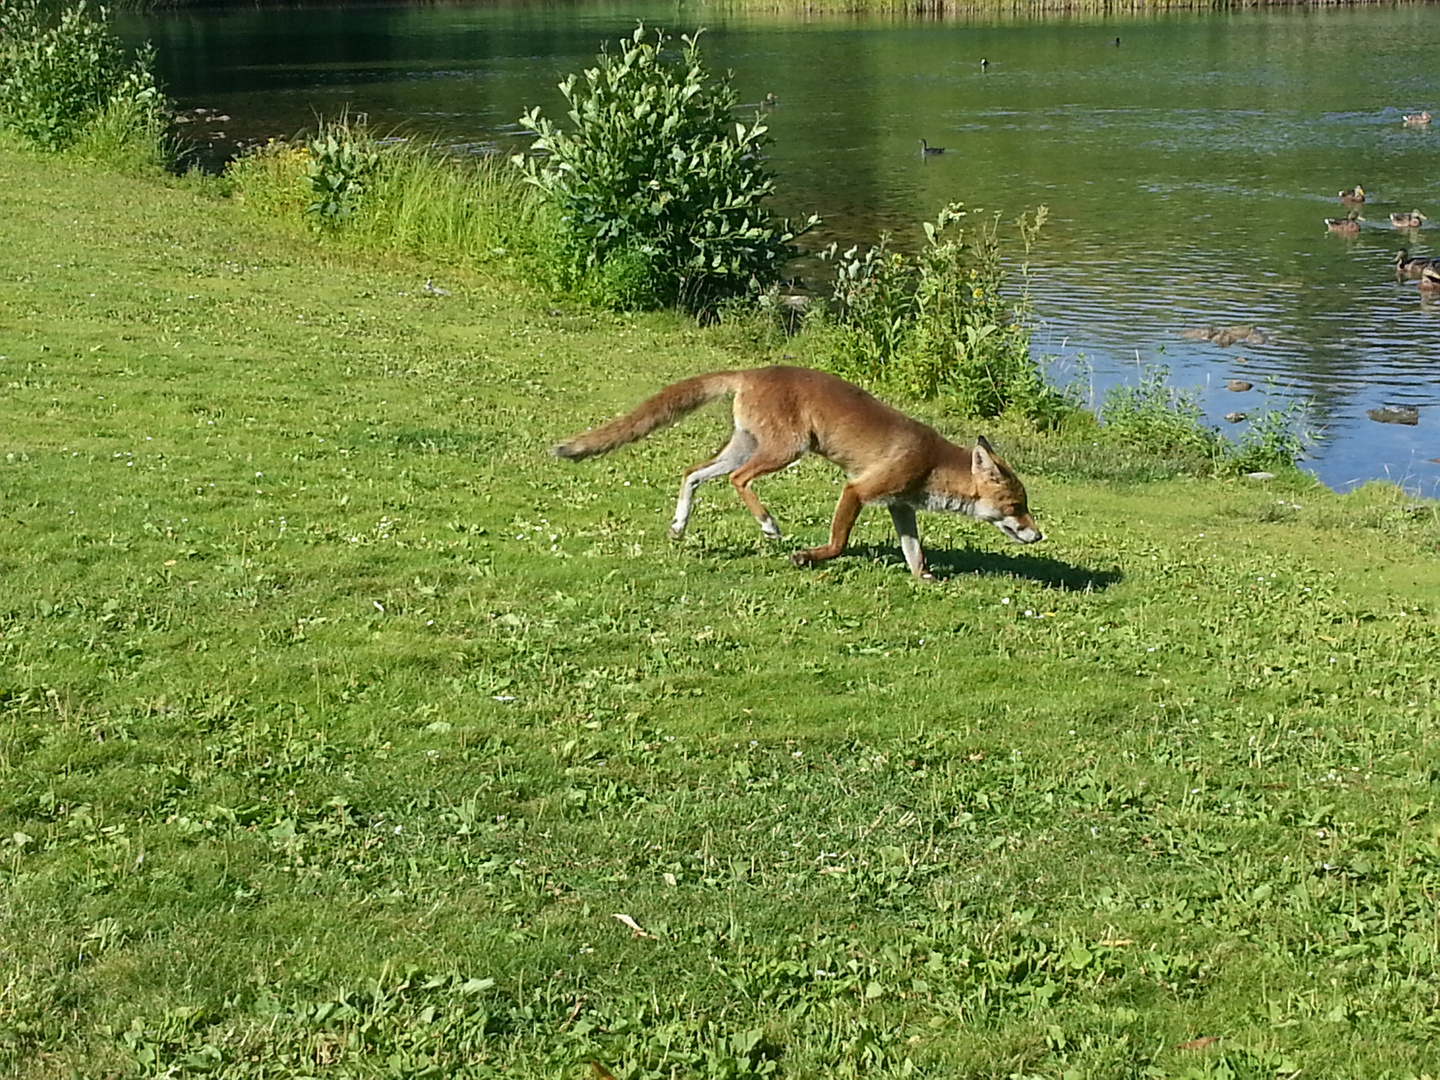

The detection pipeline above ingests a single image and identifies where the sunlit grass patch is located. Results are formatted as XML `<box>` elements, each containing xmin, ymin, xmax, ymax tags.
<box><xmin>1</xmin><ymin>145</ymin><xmax>1439</xmax><ymax>1079</ymax></box>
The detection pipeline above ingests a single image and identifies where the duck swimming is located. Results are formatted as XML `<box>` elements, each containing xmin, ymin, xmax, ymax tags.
<box><xmin>1390</xmin><ymin>210</ymin><xmax>1427</xmax><ymax>229</ymax></box>
<box><xmin>1339</xmin><ymin>185</ymin><xmax>1366</xmax><ymax>206</ymax></box>
<box><xmin>920</xmin><ymin>138</ymin><xmax>945</xmax><ymax>157</ymax></box>
<box><xmin>1394</xmin><ymin>249</ymin><xmax>1439</xmax><ymax>279</ymax></box>
<box><xmin>1325</xmin><ymin>210</ymin><xmax>1363</xmax><ymax>236</ymax></box>
<box><xmin>1403</xmin><ymin>110</ymin><xmax>1432</xmax><ymax>127</ymax></box>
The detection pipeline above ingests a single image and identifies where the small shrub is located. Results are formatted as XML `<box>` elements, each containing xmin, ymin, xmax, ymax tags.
<box><xmin>821</xmin><ymin>203</ymin><xmax>1064</xmax><ymax>424</ymax></box>
<box><xmin>1100</xmin><ymin>364</ymin><xmax>1312</xmax><ymax>475</ymax></box>
<box><xmin>0</xmin><ymin>0</ymin><xmax>165</xmax><ymax>158</ymax></box>
<box><xmin>68</xmin><ymin>53</ymin><xmax>170</xmax><ymax>169</ymax></box>
<box><xmin>1229</xmin><ymin>397</ymin><xmax>1312</xmax><ymax>475</ymax></box>
<box><xmin>1099</xmin><ymin>364</ymin><xmax>1223</xmax><ymax>462</ymax></box>
<box><xmin>515</xmin><ymin>24</ymin><xmax>817</xmax><ymax>314</ymax></box>
<box><xmin>304</xmin><ymin>114</ymin><xmax>380</xmax><ymax>227</ymax></box>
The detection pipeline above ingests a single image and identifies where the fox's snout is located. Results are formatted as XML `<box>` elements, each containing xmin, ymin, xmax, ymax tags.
<box><xmin>998</xmin><ymin>516</ymin><xmax>1043</xmax><ymax>545</ymax></box>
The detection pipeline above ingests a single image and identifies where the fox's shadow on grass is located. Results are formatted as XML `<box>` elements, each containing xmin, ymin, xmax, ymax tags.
<box><xmin>693</xmin><ymin>540</ymin><xmax>1122</xmax><ymax>592</ymax></box>
<box><xmin>909</xmin><ymin>545</ymin><xmax>1123</xmax><ymax>592</ymax></box>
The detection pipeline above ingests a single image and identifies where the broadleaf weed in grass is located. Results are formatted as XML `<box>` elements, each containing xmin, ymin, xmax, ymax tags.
<box><xmin>303</xmin><ymin>112</ymin><xmax>379</xmax><ymax>227</ymax></box>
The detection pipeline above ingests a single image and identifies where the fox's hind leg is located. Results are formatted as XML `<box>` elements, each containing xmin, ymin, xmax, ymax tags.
<box><xmin>728</xmin><ymin>445</ymin><xmax>806</xmax><ymax>540</ymax></box>
<box><xmin>670</xmin><ymin>429</ymin><xmax>758</xmax><ymax>539</ymax></box>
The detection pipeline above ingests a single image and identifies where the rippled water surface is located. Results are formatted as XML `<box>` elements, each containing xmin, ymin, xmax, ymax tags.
<box><xmin>123</xmin><ymin>3</ymin><xmax>1440</xmax><ymax>491</ymax></box>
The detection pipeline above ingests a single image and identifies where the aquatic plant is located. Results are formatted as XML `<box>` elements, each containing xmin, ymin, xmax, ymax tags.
<box><xmin>515</xmin><ymin>24</ymin><xmax>817</xmax><ymax>314</ymax></box>
<box><xmin>0</xmin><ymin>0</ymin><xmax>165</xmax><ymax>159</ymax></box>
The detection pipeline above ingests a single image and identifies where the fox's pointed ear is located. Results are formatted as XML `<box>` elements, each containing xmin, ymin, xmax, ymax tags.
<box><xmin>973</xmin><ymin>436</ymin><xmax>1001</xmax><ymax>476</ymax></box>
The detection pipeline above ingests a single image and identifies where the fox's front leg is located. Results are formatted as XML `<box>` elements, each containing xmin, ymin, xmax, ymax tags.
<box><xmin>791</xmin><ymin>486</ymin><xmax>864</xmax><ymax>569</ymax></box>
<box><xmin>887</xmin><ymin>504</ymin><xmax>935</xmax><ymax>581</ymax></box>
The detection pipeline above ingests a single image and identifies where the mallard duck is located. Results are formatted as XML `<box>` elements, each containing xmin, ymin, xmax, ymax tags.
<box><xmin>920</xmin><ymin>138</ymin><xmax>945</xmax><ymax>157</ymax></box>
<box><xmin>1325</xmin><ymin>210</ymin><xmax>1363</xmax><ymax>236</ymax></box>
<box><xmin>1403</xmin><ymin>110</ymin><xmax>1432</xmax><ymax>127</ymax></box>
<box><xmin>1397</xmin><ymin>249</ymin><xmax>1440</xmax><ymax>279</ymax></box>
<box><xmin>1390</xmin><ymin>210</ymin><xmax>1427</xmax><ymax>229</ymax></box>
<box><xmin>1339</xmin><ymin>185</ymin><xmax>1366</xmax><ymax>206</ymax></box>
<box><xmin>1419</xmin><ymin>264</ymin><xmax>1440</xmax><ymax>293</ymax></box>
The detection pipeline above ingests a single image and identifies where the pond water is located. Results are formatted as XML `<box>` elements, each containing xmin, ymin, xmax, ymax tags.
<box><xmin>121</xmin><ymin>2</ymin><xmax>1440</xmax><ymax>493</ymax></box>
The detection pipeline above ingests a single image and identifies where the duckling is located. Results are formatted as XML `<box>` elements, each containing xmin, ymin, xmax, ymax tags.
<box><xmin>1339</xmin><ymin>185</ymin><xmax>1366</xmax><ymax>206</ymax></box>
<box><xmin>1390</xmin><ymin>210</ymin><xmax>1427</xmax><ymax>229</ymax></box>
<box><xmin>1403</xmin><ymin>110</ymin><xmax>1432</xmax><ymax>127</ymax></box>
<box><xmin>920</xmin><ymin>138</ymin><xmax>946</xmax><ymax>157</ymax></box>
<box><xmin>1325</xmin><ymin>210</ymin><xmax>1363</xmax><ymax>236</ymax></box>
<box><xmin>1394</xmin><ymin>249</ymin><xmax>1439</xmax><ymax>279</ymax></box>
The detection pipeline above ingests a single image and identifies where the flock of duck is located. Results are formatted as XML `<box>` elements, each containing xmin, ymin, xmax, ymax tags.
<box><xmin>1322</xmin><ymin>110</ymin><xmax>1437</xmax><ymax>294</ymax></box>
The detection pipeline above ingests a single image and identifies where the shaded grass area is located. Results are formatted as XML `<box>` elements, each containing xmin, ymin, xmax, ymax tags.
<box><xmin>2</xmin><ymin>146</ymin><xmax>1440</xmax><ymax>1079</ymax></box>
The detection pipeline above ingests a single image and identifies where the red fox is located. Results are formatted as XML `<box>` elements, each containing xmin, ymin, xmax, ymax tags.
<box><xmin>553</xmin><ymin>366</ymin><xmax>1042</xmax><ymax>580</ymax></box>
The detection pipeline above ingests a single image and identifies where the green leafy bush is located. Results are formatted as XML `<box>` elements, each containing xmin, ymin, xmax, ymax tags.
<box><xmin>304</xmin><ymin>114</ymin><xmax>380</xmax><ymax>227</ymax></box>
<box><xmin>0</xmin><ymin>0</ymin><xmax>164</xmax><ymax>155</ymax></box>
<box><xmin>515</xmin><ymin>25</ymin><xmax>817</xmax><ymax>314</ymax></box>
<box><xmin>821</xmin><ymin>202</ymin><xmax>1064</xmax><ymax>424</ymax></box>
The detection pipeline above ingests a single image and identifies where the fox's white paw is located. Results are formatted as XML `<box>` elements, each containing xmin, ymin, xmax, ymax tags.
<box><xmin>668</xmin><ymin>522</ymin><xmax>686</xmax><ymax>540</ymax></box>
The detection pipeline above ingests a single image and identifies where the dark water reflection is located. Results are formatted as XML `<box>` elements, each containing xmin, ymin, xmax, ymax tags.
<box><xmin>122</xmin><ymin>3</ymin><xmax>1440</xmax><ymax>492</ymax></box>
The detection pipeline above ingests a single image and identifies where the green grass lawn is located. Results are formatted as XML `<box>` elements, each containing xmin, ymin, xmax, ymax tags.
<box><xmin>2</xmin><ymin>145</ymin><xmax>1439</xmax><ymax>1079</ymax></box>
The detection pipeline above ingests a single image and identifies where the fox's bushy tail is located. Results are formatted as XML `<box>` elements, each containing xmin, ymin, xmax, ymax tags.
<box><xmin>552</xmin><ymin>371</ymin><xmax>742</xmax><ymax>460</ymax></box>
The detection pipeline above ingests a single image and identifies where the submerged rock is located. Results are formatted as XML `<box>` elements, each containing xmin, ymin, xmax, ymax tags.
<box><xmin>1183</xmin><ymin>325</ymin><xmax>1268</xmax><ymax>347</ymax></box>
<box><xmin>1367</xmin><ymin>405</ymin><xmax>1420</xmax><ymax>426</ymax></box>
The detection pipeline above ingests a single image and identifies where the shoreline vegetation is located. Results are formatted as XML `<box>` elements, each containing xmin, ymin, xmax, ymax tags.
<box><xmin>4</xmin><ymin>6</ymin><xmax>1440</xmax><ymax>1079</ymax></box>
<box><xmin>101</xmin><ymin>0</ymin><xmax>1438</xmax><ymax>14</ymax></box>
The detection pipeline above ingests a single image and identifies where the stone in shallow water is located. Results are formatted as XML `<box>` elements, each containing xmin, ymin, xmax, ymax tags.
<box><xmin>1227</xmin><ymin>379</ymin><xmax>1253</xmax><ymax>392</ymax></box>
<box><xmin>1183</xmin><ymin>325</ymin><xmax>1268</xmax><ymax>347</ymax></box>
<box><xmin>1367</xmin><ymin>405</ymin><xmax>1420</xmax><ymax>426</ymax></box>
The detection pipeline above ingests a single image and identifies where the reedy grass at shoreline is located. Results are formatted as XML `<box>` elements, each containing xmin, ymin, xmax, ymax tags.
<box><xmin>2</xmin><ymin>145</ymin><xmax>1440</xmax><ymax>1079</ymax></box>
<box><xmin>103</xmin><ymin>0</ymin><xmax>1426</xmax><ymax>14</ymax></box>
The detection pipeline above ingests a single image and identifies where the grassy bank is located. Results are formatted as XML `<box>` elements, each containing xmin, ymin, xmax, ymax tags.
<box><xmin>2</xmin><ymin>145</ymin><xmax>1439</xmax><ymax>1079</ymax></box>
<box><xmin>105</xmin><ymin>0</ymin><xmax>1419</xmax><ymax>14</ymax></box>
<box><xmin>717</xmin><ymin>0</ymin><xmax>1401</xmax><ymax>15</ymax></box>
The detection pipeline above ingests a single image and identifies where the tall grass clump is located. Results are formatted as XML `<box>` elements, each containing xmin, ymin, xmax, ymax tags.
<box><xmin>355</xmin><ymin>139</ymin><xmax>554</xmax><ymax>271</ymax></box>
<box><xmin>0</xmin><ymin>0</ymin><xmax>167</xmax><ymax>164</ymax></box>
<box><xmin>821</xmin><ymin>202</ymin><xmax>1066</xmax><ymax>424</ymax></box>
<box><xmin>1101</xmin><ymin>363</ymin><xmax>1311</xmax><ymax>475</ymax></box>
<box><xmin>225</xmin><ymin>118</ymin><xmax>554</xmax><ymax>274</ymax></box>
<box><xmin>515</xmin><ymin>25</ymin><xmax>817</xmax><ymax>314</ymax></box>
